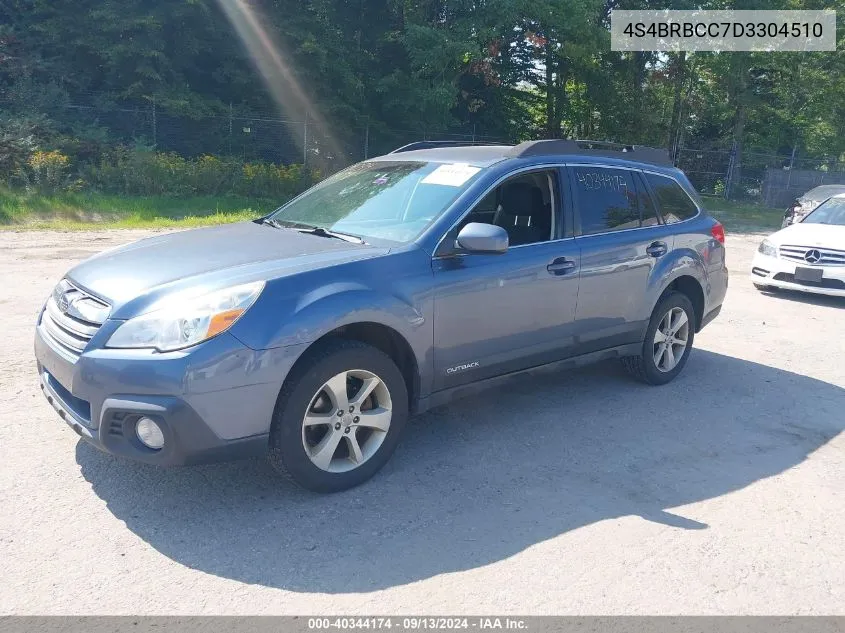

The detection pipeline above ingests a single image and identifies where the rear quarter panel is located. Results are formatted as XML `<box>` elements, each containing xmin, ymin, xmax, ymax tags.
<box><xmin>648</xmin><ymin>213</ymin><xmax>728</xmax><ymax>328</ymax></box>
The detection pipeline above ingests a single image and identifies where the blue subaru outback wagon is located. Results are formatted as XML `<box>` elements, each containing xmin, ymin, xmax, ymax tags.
<box><xmin>35</xmin><ymin>139</ymin><xmax>728</xmax><ymax>492</ymax></box>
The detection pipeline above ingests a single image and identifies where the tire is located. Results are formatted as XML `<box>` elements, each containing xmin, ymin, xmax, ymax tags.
<box><xmin>268</xmin><ymin>338</ymin><xmax>408</xmax><ymax>493</ymax></box>
<box><xmin>622</xmin><ymin>292</ymin><xmax>696</xmax><ymax>386</ymax></box>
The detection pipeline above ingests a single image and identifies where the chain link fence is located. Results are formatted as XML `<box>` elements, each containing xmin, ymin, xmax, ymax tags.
<box><xmin>8</xmin><ymin>96</ymin><xmax>845</xmax><ymax>207</ymax></box>
<box><xmin>46</xmin><ymin>99</ymin><xmax>508</xmax><ymax>171</ymax></box>
<box><xmin>676</xmin><ymin>146</ymin><xmax>845</xmax><ymax>208</ymax></box>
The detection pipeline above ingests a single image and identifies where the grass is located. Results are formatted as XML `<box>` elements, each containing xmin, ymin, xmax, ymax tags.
<box><xmin>702</xmin><ymin>197</ymin><xmax>784</xmax><ymax>234</ymax></box>
<box><xmin>0</xmin><ymin>188</ymin><xmax>278</xmax><ymax>230</ymax></box>
<box><xmin>1</xmin><ymin>187</ymin><xmax>785</xmax><ymax>234</ymax></box>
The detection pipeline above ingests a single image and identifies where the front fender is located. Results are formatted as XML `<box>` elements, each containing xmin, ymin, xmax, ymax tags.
<box><xmin>235</xmin><ymin>279</ymin><xmax>427</xmax><ymax>341</ymax></box>
<box><xmin>230</xmin><ymin>276</ymin><xmax>432</xmax><ymax>380</ymax></box>
<box><xmin>226</xmin><ymin>246</ymin><xmax>435</xmax><ymax>397</ymax></box>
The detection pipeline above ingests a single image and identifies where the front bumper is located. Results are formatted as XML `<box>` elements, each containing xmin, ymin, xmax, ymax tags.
<box><xmin>751</xmin><ymin>253</ymin><xmax>845</xmax><ymax>298</ymax></box>
<box><xmin>34</xmin><ymin>320</ymin><xmax>308</xmax><ymax>466</ymax></box>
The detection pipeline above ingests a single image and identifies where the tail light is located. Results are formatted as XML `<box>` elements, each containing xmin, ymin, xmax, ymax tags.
<box><xmin>711</xmin><ymin>221</ymin><xmax>725</xmax><ymax>244</ymax></box>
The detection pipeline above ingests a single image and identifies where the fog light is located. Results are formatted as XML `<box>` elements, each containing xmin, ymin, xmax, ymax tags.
<box><xmin>136</xmin><ymin>416</ymin><xmax>165</xmax><ymax>449</ymax></box>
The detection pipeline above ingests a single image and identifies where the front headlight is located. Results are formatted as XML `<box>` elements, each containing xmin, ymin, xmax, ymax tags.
<box><xmin>757</xmin><ymin>239</ymin><xmax>777</xmax><ymax>257</ymax></box>
<box><xmin>106</xmin><ymin>281</ymin><xmax>264</xmax><ymax>351</ymax></box>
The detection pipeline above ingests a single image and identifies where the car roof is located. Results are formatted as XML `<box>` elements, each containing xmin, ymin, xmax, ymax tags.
<box><xmin>368</xmin><ymin>145</ymin><xmax>514</xmax><ymax>167</ymax></box>
<box><xmin>802</xmin><ymin>184</ymin><xmax>845</xmax><ymax>198</ymax></box>
<box><xmin>367</xmin><ymin>140</ymin><xmax>680</xmax><ymax>174</ymax></box>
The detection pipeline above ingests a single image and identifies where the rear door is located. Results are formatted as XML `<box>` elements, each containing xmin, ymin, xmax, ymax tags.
<box><xmin>568</xmin><ymin>165</ymin><xmax>676</xmax><ymax>353</ymax></box>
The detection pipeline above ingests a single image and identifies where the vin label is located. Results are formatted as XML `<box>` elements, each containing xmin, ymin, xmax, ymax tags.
<box><xmin>611</xmin><ymin>10</ymin><xmax>836</xmax><ymax>52</ymax></box>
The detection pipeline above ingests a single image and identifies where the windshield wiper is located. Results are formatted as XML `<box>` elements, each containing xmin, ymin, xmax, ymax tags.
<box><xmin>294</xmin><ymin>225</ymin><xmax>366</xmax><ymax>244</ymax></box>
<box><xmin>258</xmin><ymin>217</ymin><xmax>288</xmax><ymax>229</ymax></box>
<box><xmin>258</xmin><ymin>217</ymin><xmax>365</xmax><ymax>244</ymax></box>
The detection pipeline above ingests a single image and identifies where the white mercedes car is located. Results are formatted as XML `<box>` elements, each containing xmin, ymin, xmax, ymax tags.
<box><xmin>752</xmin><ymin>194</ymin><xmax>845</xmax><ymax>297</ymax></box>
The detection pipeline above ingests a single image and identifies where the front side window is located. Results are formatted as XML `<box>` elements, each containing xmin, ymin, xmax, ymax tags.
<box><xmin>644</xmin><ymin>173</ymin><xmax>699</xmax><ymax>223</ymax></box>
<box><xmin>457</xmin><ymin>169</ymin><xmax>558</xmax><ymax>247</ymax></box>
<box><xmin>270</xmin><ymin>160</ymin><xmax>484</xmax><ymax>243</ymax></box>
<box><xmin>802</xmin><ymin>196</ymin><xmax>845</xmax><ymax>225</ymax></box>
<box><xmin>572</xmin><ymin>167</ymin><xmax>640</xmax><ymax>234</ymax></box>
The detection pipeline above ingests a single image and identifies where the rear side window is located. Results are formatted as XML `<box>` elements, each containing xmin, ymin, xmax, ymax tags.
<box><xmin>572</xmin><ymin>167</ymin><xmax>639</xmax><ymax>234</ymax></box>
<box><xmin>644</xmin><ymin>173</ymin><xmax>699</xmax><ymax>223</ymax></box>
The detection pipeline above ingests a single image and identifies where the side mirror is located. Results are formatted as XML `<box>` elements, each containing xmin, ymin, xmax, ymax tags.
<box><xmin>456</xmin><ymin>222</ymin><xmax>509</xmax><ymax>254</ymax></box>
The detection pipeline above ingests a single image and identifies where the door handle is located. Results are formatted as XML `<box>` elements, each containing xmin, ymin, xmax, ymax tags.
<box><xmin>547</xmin><ymin>258</ymin><xmax>577</xmax><ymax>275</ymax></box>
<box><xmin>646</xmin><ymin>241</ymin><xmax>668</xmax><ymax>258</ymax></box>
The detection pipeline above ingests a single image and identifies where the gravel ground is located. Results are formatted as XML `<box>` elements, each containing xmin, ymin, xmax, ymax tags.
<box><xmin>0</xmin><ymin>229</ymin><xmax>843</xmax><ymax>615</ymax></box>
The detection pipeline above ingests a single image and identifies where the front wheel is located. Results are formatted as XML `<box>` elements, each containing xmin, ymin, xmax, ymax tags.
<box><xmin>622</xmin><ymin>292</ymin><xmax>696</xmax><ymax>385</ymax></box>
<box><xmin>268</xmin><ymin>339</ymin><xmax>408</xmax><ymax>493</ymax></box>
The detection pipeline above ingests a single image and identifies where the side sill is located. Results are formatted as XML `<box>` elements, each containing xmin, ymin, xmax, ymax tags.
<box><xmin>414</xmin><ymin>342</ymin><xmax>641</xmax><ymax>415</ymax></box>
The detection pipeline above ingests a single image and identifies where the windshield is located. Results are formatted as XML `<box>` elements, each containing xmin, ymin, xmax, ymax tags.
<box><xmin>269</xmin><ymin>160</ymin><xmax>483</xmax><ymax>243</ymax></box>
<box><xmin>803</xmin><ymin>197</ymin><xmax>845</xmax><ymax>225</ymax></box>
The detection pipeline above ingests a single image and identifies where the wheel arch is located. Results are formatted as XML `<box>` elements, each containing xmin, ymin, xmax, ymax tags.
<box><xmin>283</xmin><ymin>320</ymin><xmax>422</xmax><ymax>413</ymax></box>
<box><xmin>323</xmin><ymin>322</ymin><xmax>420</xmax><ymax>411</ymax></box>
<box><xmin>657</xmin><ymin>275</ymin><xmax>705</xmax><ymax>332</ymax></box>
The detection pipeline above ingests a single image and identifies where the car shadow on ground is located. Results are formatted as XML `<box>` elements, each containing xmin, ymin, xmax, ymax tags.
<box><xmin>77</xmin><ymin>349</ymin><xmax>844</xmax><ymax>593</ymax></box>
<box><xmin>759</xmin><ymin>288</ymin><xmax>845</xmax><ymax>309</ymax></box>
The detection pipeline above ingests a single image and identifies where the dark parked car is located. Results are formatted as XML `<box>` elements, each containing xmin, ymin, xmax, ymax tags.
<box><xmin>35</xmin><ymin>139</ymin><xmax>729</xmax><ymax>492</ymax></box>
<box><xmin>782</xmin><ymin>184</ymin><xmax>845</xmax><ymax>227</ymax></box>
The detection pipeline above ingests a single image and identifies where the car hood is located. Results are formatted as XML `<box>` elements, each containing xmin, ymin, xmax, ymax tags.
<box><xmin>769</xmin><ymin>222</ymin><xmax>845</xmax><ymax>247</ymax></box>
<box><xmin>67</xmin><ymin>221</ymin><xmax>388</xmax><ymax>316</ymax></box>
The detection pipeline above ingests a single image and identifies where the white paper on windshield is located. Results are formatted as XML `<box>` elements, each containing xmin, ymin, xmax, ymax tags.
<box><xmin>421</xmin><ymin>163</ymin><xmax>481</xmax><ymax>187</ymax></box>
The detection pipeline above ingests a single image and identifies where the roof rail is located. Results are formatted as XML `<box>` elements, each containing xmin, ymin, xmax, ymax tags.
<box><xmin>390</xmin><ymin>140</ymin><xmax>506</xmax><ymax>154</ymax></box>
<box><xmin>508</xmin><ymin>139</ymin><xmax>673</xmax><ymax>166</ymax></box>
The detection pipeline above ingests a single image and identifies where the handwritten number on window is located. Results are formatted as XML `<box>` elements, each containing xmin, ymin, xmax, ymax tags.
<box><xmin>576</xmin><ymin>171</ymin><xmax>628</xmax><ymax>194</ymax></box>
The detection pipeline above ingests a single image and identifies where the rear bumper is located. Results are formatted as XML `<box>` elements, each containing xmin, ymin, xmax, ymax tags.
<box><xmin>702</xmin><ymin>261</ymin><xmax>728</xmax><ymax>331</ymax></box>
<box><xmin>751</xmin><ymin>253</ymin><xmax>845</xmax><ymax>298</ymax></box>
<box><xmin>34</xmin><ymin>320</ymin><xmax>308</xmax><ymax>466</ymax></box>
<box><xmin>700</xmin><ymin>305</ymin><xmax>722</xmax><ymax>330</ymax></box>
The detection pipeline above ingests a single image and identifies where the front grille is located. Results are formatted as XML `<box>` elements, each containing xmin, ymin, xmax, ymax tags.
<box><xmin>772</xmin><ymin>273</ymin><xmax>845</xmax><ymax>290</ymax></box>
<box><xmin>39</xmin><ymin>280</ymin><xmax>110</xmax><ymax>359</ymax></box>
<box><xmin>779</xmin><ymin>244</ymin><xmax>845</xmax><ymax>266</ymax></box>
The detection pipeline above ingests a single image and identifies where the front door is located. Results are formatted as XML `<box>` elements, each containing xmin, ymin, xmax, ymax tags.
<box><xmin>431</xmin><ymin>168</ymin><xmax>581</xmax><ymax>391</ymax></box>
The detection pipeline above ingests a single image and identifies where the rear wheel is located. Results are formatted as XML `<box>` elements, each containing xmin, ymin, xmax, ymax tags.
<box><xmin>268</xmin><ymin>339</ymin><xmax>408</xmax><ymax>492</ymax></box>
<box><xmin>622</xmin><ymin>292</ymin><xmax>695</xmax><ymax>385</ymax></box>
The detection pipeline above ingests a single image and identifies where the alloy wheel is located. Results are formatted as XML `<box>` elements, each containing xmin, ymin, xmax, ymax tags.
<box><xmin>301</xmin><ymin>369</ymin><xmax>393</xmax><ymax>473</ymax></box>
<box><xmin>652</xmin><ymin>307</ymin><xmax>690</xmax><ymax>373</ymax></box>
